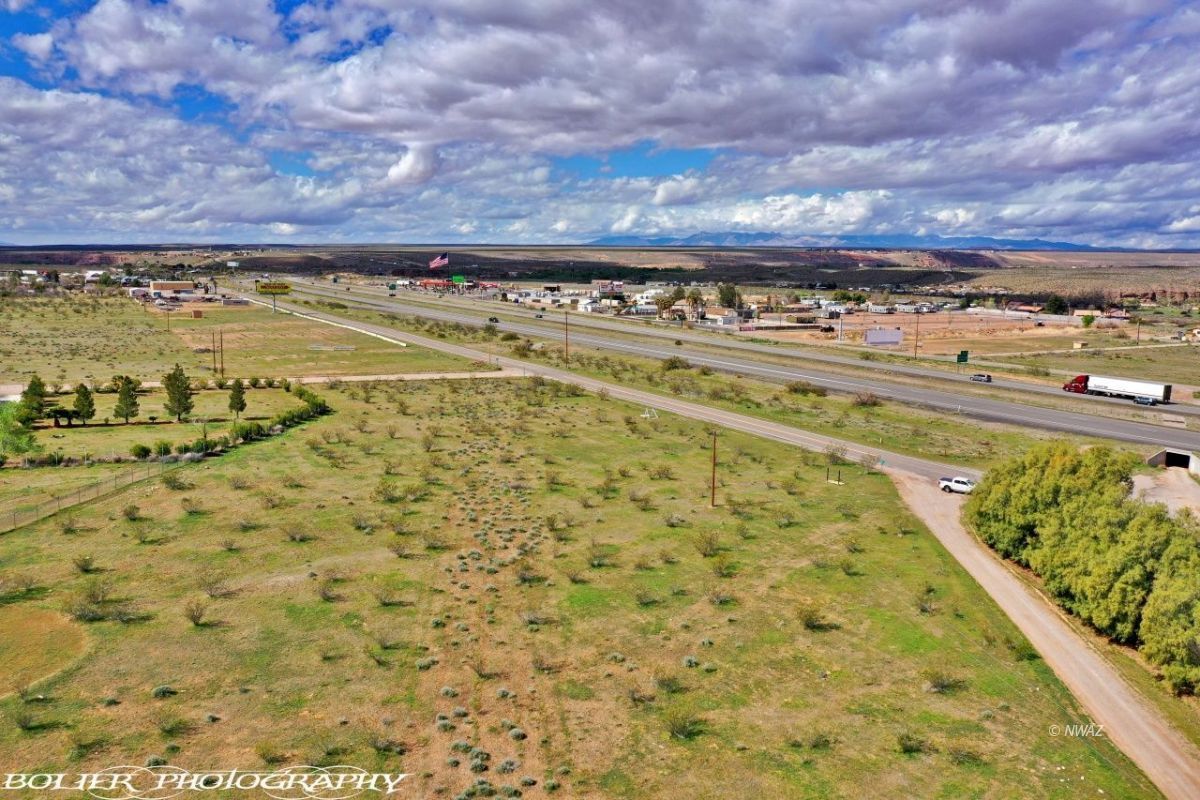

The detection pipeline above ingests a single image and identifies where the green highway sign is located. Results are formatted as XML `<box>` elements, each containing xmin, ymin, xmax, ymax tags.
<box><xmin>451</xmin><ymin>275</ymin><xmax>466</xmax><ymax>284</ymax></box>
<box><xmin>956</xmin><ymin>350</ymin><xmax>969</xmax><ymax>363</ymax></box>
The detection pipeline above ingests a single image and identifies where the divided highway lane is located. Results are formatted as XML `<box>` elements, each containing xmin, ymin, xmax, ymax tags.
<box><xmin>247</xmin><ymin>292</ymin><xmax>1200</xmax><ymax>800</ymax></box>
<box><xmin>287</xmin><ymin>282</ymin><xmax>1200</xmax><ymax>452</ymax></box>
<box><xmin>296</xmin><ymin>278</ymin><xmax>1200</xmax><ymax>420</ymax></box>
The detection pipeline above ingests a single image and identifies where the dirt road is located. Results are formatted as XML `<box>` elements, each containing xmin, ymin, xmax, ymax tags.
<box><xmin>892</xmin><ymin>474</ymin><xmax>1200</xmax><ymax>800</ymax></box>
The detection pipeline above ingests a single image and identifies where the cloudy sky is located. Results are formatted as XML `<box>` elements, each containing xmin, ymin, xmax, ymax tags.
<box><xmin>2</xmin><ymin>0</ymin><xmax>1199</xmax><ymax>246</ymax></box>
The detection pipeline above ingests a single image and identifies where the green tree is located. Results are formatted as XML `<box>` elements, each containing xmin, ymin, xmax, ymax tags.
<box><xmin>73</xmin><ymin>384</ymin><xmax>96</xmax><ymax>426</ymax></box>
<box><xmin>114</xmin><ymin>377</ymin><xmax>139</xmax><ymax>424</ymax></box>
<box><xmin>162</xmin><ymin>363</ymin><xmax>194</xmax><ymax>422</ymax></box>
<box><xmin>18</xmin><ymin>374</ymin><xmax>47</xmax><ymax>425</ymax></box>
<box><xmin>0</xmin><ymin>402</ymin><xmax>39</xmax><ymax>462</ymax></box>
<box><xmin>1043</xmin><ymin>294</ymin><xmax>1069</xmax><ymax>315</ymax></box>
<box><xmin>228</xmin><ymin>378</ymin><xmax>247</xmax><ymax>420</ymax></box>
<box><xmin>716</xmin><ymin>283</ymin><xmax>742</xmax><ymax>309</ymax></box>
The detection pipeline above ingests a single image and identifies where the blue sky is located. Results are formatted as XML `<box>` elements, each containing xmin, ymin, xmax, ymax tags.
<box><xmin>1</xmin><ymin>0</ymin><xmax>1200</xmax><ymax>246</ymax></box>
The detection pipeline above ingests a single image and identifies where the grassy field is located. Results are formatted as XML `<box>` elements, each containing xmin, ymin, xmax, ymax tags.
<box><xmin>0</xmin><ymin>379</ymin><xmax>1157</xmax><ymax>798</ymax></box>
<box><xmin>167</xmin><ymin>304</ymin><xmax>486</xmax><ymax>378</ymax></box>
<box><xmin>0</xmin><ymin>296</ymin><xmax>484</xmax><ymax>387</ymax></box>
<box><xmin>997</xmin><ymin>344</ymin><xmax>1200</xmax><ymax>386</ymax></box>
<box><xmin>0</xmin><ymin>297</ymin><xmax>198</xmax><ymax>386</ymax></box>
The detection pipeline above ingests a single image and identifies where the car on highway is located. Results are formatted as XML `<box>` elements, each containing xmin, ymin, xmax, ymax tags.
<box><xmin>938</xmin><ymin>476</ymin><xmax>976</xmax><ymax>494</ymax></box>
<box><xmin>535</xmin><ymin>313</ymin><xmax>544</xmax><ymax>318</ymax></box>
<box><xmin>969</xmin><ymin>373</ymin><xmax>992</xmax><ymax>383</ymax></box>
<box><xmin>1133</xmin><ymin>395</ymin><xmax>1157</xmax><ymax>406</ymax></box>
<box><xmin>488</xmin><ymin>316</ymin><xmax>500</xmax><ymax>323</ymax></box>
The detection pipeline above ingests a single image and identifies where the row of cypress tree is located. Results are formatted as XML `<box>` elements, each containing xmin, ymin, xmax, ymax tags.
<box><xmin>15</xmin><ymin>366</ymin><xmax>250</xmax><ymax>427</ymax></box>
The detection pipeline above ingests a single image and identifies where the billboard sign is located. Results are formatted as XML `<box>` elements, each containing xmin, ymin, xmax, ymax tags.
<box><xmin>956</xmin><ymin>350</ymin><xmax>969</xmax><ymax>363</ymax></box>
<box><xmin>864</xmin><ymin>328</ymin><xmax>903</xmax><ymax>346</ymax></box>
<box><xmin>256</xmin><ymin>281</ymin><xmax>291</xmax><ymax>295</ymax></box>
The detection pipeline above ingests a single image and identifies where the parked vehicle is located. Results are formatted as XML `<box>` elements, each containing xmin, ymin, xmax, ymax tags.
<box><xmin>939</xmin><ymin>476</ymin><xmax>976</xmax><ymax>494</ymax></box>
<box><xmin>1062</xmin><ymin>374</ymin><xmax>1172</xmax><ymax>403</ymax></box>
<box><xmin>969</xmin><ymin>373</ymin><xmax>992</xmax><ymax>383</ymax></box>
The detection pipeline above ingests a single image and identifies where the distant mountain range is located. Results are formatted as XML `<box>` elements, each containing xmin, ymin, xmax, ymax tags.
<box><xmin>587</xmin><ymin>231</ymin><xmax>1104</xmax><ymax>251</ymax></box>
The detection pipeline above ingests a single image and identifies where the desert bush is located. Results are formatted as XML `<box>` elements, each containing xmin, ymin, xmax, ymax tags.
<box><xmin>184</xmin><ymin>600</ymin><xmax>208</xmax><ymax>627</ymax></box>
<box><xmin>285</xmin><ymin>527</ymin><xmax>315</xmax><ymax>543</ymax></box>
<box><xmin>798</xmin><ymin>602</ymin><xmax>839</xmax><ymax>631</ymax></box>
<box><xmin>897</xmin><ymin>732</ymin><xmax>933</xmax><ymax>754</ymax></box>
<box><xmin>663</xmin><ymin>707</ymin><xmax>706</xmax><ymax>740</ymax></box>
<box><xmin>711</xmin><ymin>554</ymin><xmax>738</xmax><ymax>578</ymax></box>
<box><xmin>786</xmin><ymin>380</ymin><xmax>827</xmax><ymax>397</ymax></box>
<box><xmin>923</xmin><ymin>670</ymin><xmax>966</xmax><ymax>694</ymax></box>
<box><xmin>693</xmin><ymin>531</ymin><xmax>721</xmax><ymax>558</ymax></box>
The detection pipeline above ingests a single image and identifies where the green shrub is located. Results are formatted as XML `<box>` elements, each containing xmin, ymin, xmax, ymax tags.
<box><xmin>130</xmin><ymin>444</ymin><xmax>152</xmax><ymax>459</ymax></box>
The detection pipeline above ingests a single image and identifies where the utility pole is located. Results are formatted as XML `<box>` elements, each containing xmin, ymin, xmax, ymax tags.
<box><xmin>211</xmin><ymin>329</ymin><xmax>217</xmax><ymax>374</ymax></box>
<box><xmin>913</xmin><ymin>310</ymin><xmax>920</xmax><ymax>357</ymax></box>
<box><xmin>710</xmin><ymin>431</ymin><xmax>718</xmax><ymax>508</ymax></box>
<box><xmin>219</xmin><ymin>329</ymin><xmax>225</xmax><ymax>377</ymax></box>
<box><xmin>563</xmin><ymin>309</ymin><xmax>569</xmax><ymax>362</ymax></box>
<box><xmin>165</xmin><ymin>309</ymin><xmax>172</xmax><ymax>332</ymax></box>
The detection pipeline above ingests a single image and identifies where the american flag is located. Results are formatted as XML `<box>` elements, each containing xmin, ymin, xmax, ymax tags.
<box><xmin>428</xmin><ymin>252</ymin><xmax>449</xmax><ymax>269</ymax></box>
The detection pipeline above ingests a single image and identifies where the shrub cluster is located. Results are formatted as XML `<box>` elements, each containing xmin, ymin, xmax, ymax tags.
<box><xmin>966</xmin><ymin>442</ymin><xmax>1200</xmax><ymax>693</ymax></box>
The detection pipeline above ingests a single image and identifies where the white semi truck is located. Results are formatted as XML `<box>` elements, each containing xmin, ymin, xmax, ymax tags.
<box><xmin>1061</xmin><ymin>374</ymin><xmax>1172</xmax><ymax>404</ymax></box>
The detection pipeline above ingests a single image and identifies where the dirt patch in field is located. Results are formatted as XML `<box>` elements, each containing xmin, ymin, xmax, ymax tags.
<box><xmin>0</xmin><ymin>607</ymin><xmax>88</xmax><ymax>693</ymax></box>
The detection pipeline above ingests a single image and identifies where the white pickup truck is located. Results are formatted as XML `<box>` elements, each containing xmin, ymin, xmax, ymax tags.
<box><xmin>939</xmin><ymin>476</ymin><xmax>976</xmax><ymax>494</ymax></box>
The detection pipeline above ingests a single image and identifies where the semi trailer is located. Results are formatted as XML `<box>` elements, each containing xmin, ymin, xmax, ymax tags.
<box><xmin>1062</xmin><ymin>374</ymin><xmax>1172</xmax><ymax>403</ymax></box>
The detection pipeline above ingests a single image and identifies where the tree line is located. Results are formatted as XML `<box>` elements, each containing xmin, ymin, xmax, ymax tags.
<box><xmin>1</xmin><ymin>366</ymin><xmax>254</xmax><ymax>463</ymax></box>
<box><xmin>965</xmin><ymin>442</ymin><xmax>1200</xmax><ymax>693</ymax></box>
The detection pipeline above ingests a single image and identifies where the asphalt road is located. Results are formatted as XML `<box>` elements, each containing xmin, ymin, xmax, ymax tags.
<box><xmin>247</xmin><ymin>292</ymin><xmax>1200</xmax><ymax>800</ymax></box>
<box><xmin>287</xmin><ymin>282</ymin><xmax>1200</xmax><ymax>452</ymax></box>
<box><xmin>298</xmin><ymin>278</ymin><xmax>1200</xmax><ymax>419</ymax></box>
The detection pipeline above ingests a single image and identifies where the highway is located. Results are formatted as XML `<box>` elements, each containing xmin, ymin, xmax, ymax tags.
<box><xmin>294</xmin><ymin>278</ymin><xmax>1200</xmax><ymax>420</ymax></box>
<box><xmin>243</xmin><ymin>291</ymin><xmax>1200</xmax><ymax>800</ymax></box>
<box><xmin>286</xmin><ymin>280</ymin><xmax>1200</xmax><ymax>452</ymax></box>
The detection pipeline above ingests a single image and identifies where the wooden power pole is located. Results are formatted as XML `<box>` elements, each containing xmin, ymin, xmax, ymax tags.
<box><xmin>710</xmin><ymin>431</ymin><xmax>718</xmax><ymax>508</ymax></box>
<box><xmin>564</xmin><ymin>310</ymin><xmax>569</xmax><ymax>362</ymax></box>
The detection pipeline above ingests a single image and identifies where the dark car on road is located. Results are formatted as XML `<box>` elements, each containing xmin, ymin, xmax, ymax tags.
<box><xmin>969</xmin><ymin>373</ymin><xmax>992</xmax><ymax>383</ymax></box>
<box><xmin>488</xmin><ymin>316</ymin><xmax>500</xmax><ymax>323</ymax></box>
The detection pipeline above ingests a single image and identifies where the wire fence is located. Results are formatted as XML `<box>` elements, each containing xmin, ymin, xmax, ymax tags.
<box><xmin>0</xmin><ymin>459</ymin><xmax>186</xmax><ymax>534</ymax></box>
